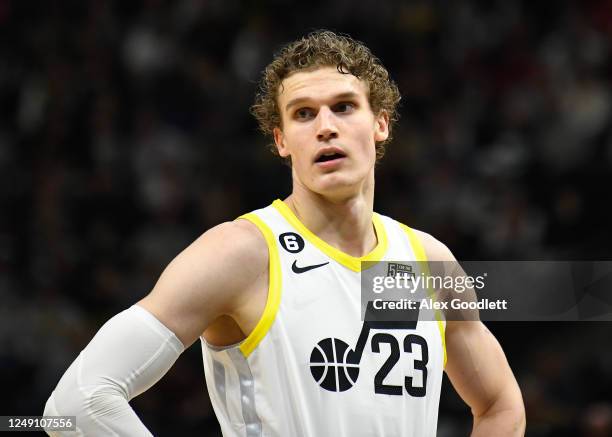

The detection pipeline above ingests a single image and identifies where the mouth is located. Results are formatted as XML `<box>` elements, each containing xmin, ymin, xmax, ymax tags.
<box><xmin>314</xmin><ymin>147</ymin><xmax>347</xmax><ymax>164</ymax></box>
<box><xmin>316</xmin><ymin>153</ymin><xmax>345</xmax><ymax>163</ymax></box>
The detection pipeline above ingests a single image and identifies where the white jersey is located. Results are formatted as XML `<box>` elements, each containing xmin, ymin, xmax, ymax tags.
<box><xmin>202</xmin><ymin>200</ymin><xmax>446</xmax><ymax>437</ymax></box>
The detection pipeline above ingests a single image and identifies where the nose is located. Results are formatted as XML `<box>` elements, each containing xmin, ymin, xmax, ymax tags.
<box><xmin>315</xmin><ymin>107</ymin><xmax>339</xmax><ymax>142</ymax></box>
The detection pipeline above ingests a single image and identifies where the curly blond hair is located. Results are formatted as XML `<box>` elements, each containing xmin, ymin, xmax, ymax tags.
<box><xmin>251</xmin><ymin>30</ymin><xmax>401</xmax><ymax>161</ymax></box>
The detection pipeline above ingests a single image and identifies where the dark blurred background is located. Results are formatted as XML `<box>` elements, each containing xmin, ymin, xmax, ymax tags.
<box><xmin>1</xmin><ymin>0</ymin><xmax>611</xmax><ymax>436</ymax></box>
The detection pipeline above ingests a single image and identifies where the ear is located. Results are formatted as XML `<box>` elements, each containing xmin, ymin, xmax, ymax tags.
<box><xmin>374</xmin><ymin>110</ymin><xmax>390</xmax><ymax>143</ymax></box>
<box><xmin>273</xmin><ymin>127</ymin><xmax>290</xmax><ymax>158</ymax></box>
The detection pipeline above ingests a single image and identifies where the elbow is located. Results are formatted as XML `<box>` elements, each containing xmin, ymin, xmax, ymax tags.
<box><xmin>43</xmin><ymin>391</ymin><xmax>59</xmax><ymax>417</ymax></box>
<box><xmin>473</xmin><ymin>388</ymin><xmax>526</xmax><ymax>436</ymax></box>
<box><xmin>43</xmin><ymin>382</ymin><xmax>129</xmax><ymax>436</ymax></box>
<box><xmin>44</xmin><ymin>380</ymin><xmax>83</xmax><ymax>419</ymax></box>
<box><xmin>46</xmin><ymin>379</ymin><xmax>128</xmax><ymax>419</ymax></box>
<box><xmin>43</xmin><ymin>388</ymin><xmax>86</xmax><ymax>417</ymax></box>
<box><xmin>43</xmin><ymin>391</ymin><xmax>69</xmax><ymax>437</ymax></box>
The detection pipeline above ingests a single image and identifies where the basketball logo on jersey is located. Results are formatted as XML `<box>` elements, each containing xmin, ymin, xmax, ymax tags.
<box><xmin>310</xmin><ymin>338</ymin><xmax>360</xmax><ymax>392</ymax></box>
<box><xmin>309</xmin><ymin>302</ymin><xmax>429</xmax><ymax>396</ymax></box>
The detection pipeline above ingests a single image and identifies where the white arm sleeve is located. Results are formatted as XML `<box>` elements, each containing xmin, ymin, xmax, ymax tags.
<box><xmin>43</xmin><ymin>305</ymin><xmax>185</xmax><ymax>436</ymax></box>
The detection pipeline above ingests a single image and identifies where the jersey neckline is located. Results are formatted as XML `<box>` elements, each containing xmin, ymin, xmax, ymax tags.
<box><xmin>272</xmin><ymin>199</ymin><xmax>388</xmax><ymax>272</ymax></box>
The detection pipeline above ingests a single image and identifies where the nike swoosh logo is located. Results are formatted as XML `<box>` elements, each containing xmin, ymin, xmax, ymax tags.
<box><xmin>291</xmin><ymin>260</ymin><xmax>329</xmax><ymax>274</ymax></box>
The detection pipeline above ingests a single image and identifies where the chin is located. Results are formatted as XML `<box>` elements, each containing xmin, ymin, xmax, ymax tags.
<box><xmin>312</xmin><ymin>175</ymin><xmax>362</xmax><ymax>198</ymax></box>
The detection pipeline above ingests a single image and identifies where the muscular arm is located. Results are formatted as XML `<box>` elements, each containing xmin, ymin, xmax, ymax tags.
<box><xmin>44</xmin><ymin>220</ymin><xmax>268</xmax><ymax>436</ymax></box>
<box><xmin>445</xmin><ymin>321</ymin><xmax>525</xmax><ymax>436</ymax></box>
<box><xmin>138</xmin><ymin>219</ymin><xmax>268</xmax><ymax>347</ymax></box>
<box><xmin>416</xmin><ymin>230</ymin><xmax>526</xmax><ymax>436</ymax></box>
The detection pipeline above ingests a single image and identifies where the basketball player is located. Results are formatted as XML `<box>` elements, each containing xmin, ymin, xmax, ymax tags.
<box><xmin>44</xmin><ymin>31</ymin><xmax>525</xmax><ymax>436</ymax></box>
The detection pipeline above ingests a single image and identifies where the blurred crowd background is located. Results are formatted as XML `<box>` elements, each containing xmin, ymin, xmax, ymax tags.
<box><xmin>1</xmin><ymin>0</ymin><xmax>611</xmax><ymax>435</ymax></box>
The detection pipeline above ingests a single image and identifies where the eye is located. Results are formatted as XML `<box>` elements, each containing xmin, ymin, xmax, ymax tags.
<box><xmin>294</xmin><ymin>108</ymin><xmax>315</xmax><ymax>120</ymax></box>
<box><xmin>333</xmin><ymin>102</ymin><xmax>355</xmax><ymax>113</ymax></box>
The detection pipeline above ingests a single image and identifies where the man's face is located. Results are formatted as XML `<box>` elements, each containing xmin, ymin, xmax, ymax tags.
<box><xmin>273</xmin><ymin>66</ymin><xmax>389</xmax><ymax>198</ymax></box>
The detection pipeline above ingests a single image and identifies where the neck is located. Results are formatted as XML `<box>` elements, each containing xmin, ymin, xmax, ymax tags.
<box><xmin>284</xmin><ymin>175</ymin><xmax>377</xmax><ymax>257</ymax></box>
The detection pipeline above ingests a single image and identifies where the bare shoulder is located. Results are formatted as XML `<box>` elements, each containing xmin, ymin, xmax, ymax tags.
<box><xmin>409</xmin><ymin>227</ymin><xmax>472</xmax><ymax>335</ymax></box>
<box><xmin>191</xmin><ymin>219</ymin><xmax>269</xmax><ymax>273</ymax></box>
<box><xmin>410</xmin><ymin>228</ymin><xmax>456</xmax><ymax>262</ymax></box>
<box><xmin>160</xmin><ymin>219</ymin><xmax>268</xmax><ymax>295</ymax></box>
<box><xmin>138</xmin><ymin>219</ymin><xmax>268</xmax><ymax>347</ymax></box>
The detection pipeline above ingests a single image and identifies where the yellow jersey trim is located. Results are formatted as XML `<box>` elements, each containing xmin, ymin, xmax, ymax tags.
<box><xmin>271</xmin><ymin>199</ymin><xmax>388</xmax><ymax>272</ymax></box>
<box><xmin>237</xmin><ymin>213</ymin><xmax>282</xmax><ymax>358</ymax></box>
<box><xmin>399</xmin><ymin>223</ymin><xmax>447</xmax><ymax>368</ymax></box>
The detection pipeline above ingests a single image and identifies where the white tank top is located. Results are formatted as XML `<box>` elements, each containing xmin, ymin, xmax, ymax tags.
<box><xmin>202</xmin><ymin>200</ymin><xmax>446</xmax><ymax>437</ymax></box>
